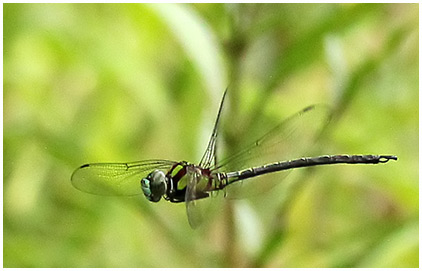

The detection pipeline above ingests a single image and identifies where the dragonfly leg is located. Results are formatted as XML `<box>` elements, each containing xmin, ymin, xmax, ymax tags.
<box><xmin>193</xmin><ymin>191</ymin><xmax>210</xmax><ymax>200</ymax></box>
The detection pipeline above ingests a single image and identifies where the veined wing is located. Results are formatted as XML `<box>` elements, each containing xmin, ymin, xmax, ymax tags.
<box><xmin>185</xmin><ymin>167</ymin><xmax>203</xmax><ymax>228</ymax></box>
<box><xmin>185</xmin><ymin>166</ymin><xmax>222</xmax><ymax>229</ymax></box>
<box><xmin>71</xmin><ymin>159</ymin><xmax>177</xmax><ymax>196</ymax></box>
<box><xmin>214</xmin><ymin>104</ymin><xmax>332</xmax><ymax>197</ymax></box>
<box><xmin>198</xmin><ymin>89</ymin><xmax>228</xmax><ymax>169</ymax></box>
<box><xmin>216</xmin><ymin>105</ymin><xmax>331</xmax><ymax>171</ymax></box>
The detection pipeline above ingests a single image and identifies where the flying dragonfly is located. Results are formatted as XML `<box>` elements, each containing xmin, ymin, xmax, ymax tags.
<box><xmin>71</xmin><ymin>89</ymin><xmax>397</xmax><ymax>228</ymax></box>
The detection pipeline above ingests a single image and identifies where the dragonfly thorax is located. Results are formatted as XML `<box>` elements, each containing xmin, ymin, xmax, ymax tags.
<box><xmin>141</xmin><ymin>170</ymin><xmax>167</xmax><ymax>202</ymax></box>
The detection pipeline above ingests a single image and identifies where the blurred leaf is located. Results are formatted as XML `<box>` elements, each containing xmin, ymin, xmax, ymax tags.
<box><xmin>3</xmin><ymin>3</ymin><xmax>417</xmax><ymax>268</ymax></box>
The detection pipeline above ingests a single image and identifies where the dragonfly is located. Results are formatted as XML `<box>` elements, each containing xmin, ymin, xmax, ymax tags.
<box><xmin>71</xmin><ymin>90</ymin><xmax>397</xmax><ymax>228</ymax></box>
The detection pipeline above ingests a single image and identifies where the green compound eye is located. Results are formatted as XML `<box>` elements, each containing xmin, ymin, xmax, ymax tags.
<box><xmin>141</xmin><ymin>170</ymin><xmax>167</xmax><ymax>202</ymax></box>
<box><xmin>141</xmin><ymin>178</ymin><xmax>152</xmax><ymax>199</ymax></box>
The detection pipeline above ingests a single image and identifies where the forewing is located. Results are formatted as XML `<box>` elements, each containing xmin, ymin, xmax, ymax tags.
<box><xmin>71</xmin><ymin>160</ymin><xmax>176</xmax><ymax>196</ymax></box>
<box><xmin>185</xmin><ymin>166</ymin><xmax>222</xmax><ymax>229</ymax></box>
<box><xmin>199</xmin><ymin>89</ymin><xmax>228</xmax><ymax>169</ymax></box>
<box><xmin>185</xmin><ymin>169</ymin><xmax>203</xmax><ymax>228</ymax></box>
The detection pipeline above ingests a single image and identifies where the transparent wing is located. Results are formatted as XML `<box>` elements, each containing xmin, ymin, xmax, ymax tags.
<box><xmin>215</xmin><ymin>104</ymin><xmax>332</xmax><ymax>198</ymax></box>
<box><xmin>185</xmin><ymin>166</ymin><xmax>222</xmax><ymax>229</ymax></box>
<box><xmin>199</xmin><ymin>89</ymin><xmax>227</xmax><ymax>169</ymax></box>
<box><xmin>185</xmin><ymin>168</ymin><xmax>203</xmax><ymax>229</ymax></box>
<box><xmin>71</xmin><ymin>159</ymin><xmax>177</xmax><ymax>196</ymax></box>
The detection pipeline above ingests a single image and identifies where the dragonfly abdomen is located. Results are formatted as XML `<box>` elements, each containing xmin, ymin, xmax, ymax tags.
<box><xmin>226</xmin><ymin>155</ymin><xmax>397</xmax><ymax>183</ymax></box>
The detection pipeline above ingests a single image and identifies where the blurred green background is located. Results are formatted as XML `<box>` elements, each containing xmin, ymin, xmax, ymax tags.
<box><xmin>3</xmin><ymin>3</ymin><xmax>418</xmax><ymax>267</ymax></box>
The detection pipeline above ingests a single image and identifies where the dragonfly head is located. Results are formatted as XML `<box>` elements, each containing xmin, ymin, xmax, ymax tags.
<box><xmin>141</xmin><ymin>170</ymin><xmax>167</xmax><ymax>202</ymax></box>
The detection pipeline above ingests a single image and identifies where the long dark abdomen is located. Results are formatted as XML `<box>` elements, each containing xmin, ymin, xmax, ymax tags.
<box><xmin>227</xmin><ymin>155</ymin><xmax>397</xmax><ymax>183</ymax></box>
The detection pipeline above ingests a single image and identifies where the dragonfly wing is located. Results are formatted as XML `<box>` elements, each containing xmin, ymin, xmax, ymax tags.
<box><xmin>185</xmin><ymin>168</ymin><xmax>203</xmax><ymax>228</ymax></box>
<box><xmin>218</xmin><ymin>104</ymin><xmax>332</xmax><ymax>198</ymax></box>
<box><xmin>185</xmin><ymin>166</ymin><xmax>222</xmax><ymax>229</ymax></box>
<box><xmin>71</xmin><ymin>160</ymin><xmax>176</xmax><ymax>196</ymax></box>
<box><xmin>199</xmin><ymin>89</ymin><xmax>228</xmax><ymax>169</ymax></box>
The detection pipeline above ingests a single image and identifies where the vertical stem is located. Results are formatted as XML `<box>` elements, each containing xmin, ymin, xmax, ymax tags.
<box><xmin>220</xmin><ymin>3</ymin><xmax>253</xmax><ymax>267</ymax></box>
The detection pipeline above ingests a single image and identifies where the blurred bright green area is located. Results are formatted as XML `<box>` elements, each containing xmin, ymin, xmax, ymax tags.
<box><xmin>3</xmin><ymin>3</ymin><xmax>418</xmax><ymax>268</ymax></box>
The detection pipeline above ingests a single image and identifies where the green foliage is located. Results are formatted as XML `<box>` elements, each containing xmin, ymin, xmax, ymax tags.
<box><xmin>4</xmin><ymin>3</ymin><xmax>418</xmax><ymax>267</ymax></box>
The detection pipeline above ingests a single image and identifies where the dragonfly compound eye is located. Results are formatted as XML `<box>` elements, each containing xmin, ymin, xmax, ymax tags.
<box><xmin>141</xmin><ymin>170</ymin><xmax>167</xmax><ymax>202</ymax></box>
